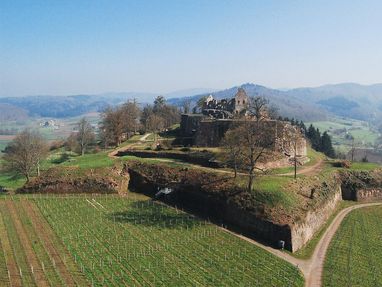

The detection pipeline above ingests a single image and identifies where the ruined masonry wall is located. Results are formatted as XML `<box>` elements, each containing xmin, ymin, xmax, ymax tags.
<box><xmin>290</xmin><ymin>184</ymin><xmax>342</xmax><ymax>252</ymax></box>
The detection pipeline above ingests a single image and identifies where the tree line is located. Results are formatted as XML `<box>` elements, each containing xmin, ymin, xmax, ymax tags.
<box><xmin>99</xmin><ymin>96</ymin><xmax>180</xmax><ymax>147</ymax></box>
<box><xmin>1</xmin><ymin>96</ymin><xmax>180</xmax><ymax>182</ymax></box>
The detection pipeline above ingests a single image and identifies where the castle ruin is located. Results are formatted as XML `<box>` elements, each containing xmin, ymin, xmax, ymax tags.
<box><xmin>180</xmin><ymin>88</ymin><xmax>307</xmax><ymax>159</ymax></box>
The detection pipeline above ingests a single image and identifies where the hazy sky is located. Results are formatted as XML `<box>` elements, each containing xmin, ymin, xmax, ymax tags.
<box><xmin>1</xmin><ymin>0</ymin><xmax>382</xmax><ymax>97</ymax></box>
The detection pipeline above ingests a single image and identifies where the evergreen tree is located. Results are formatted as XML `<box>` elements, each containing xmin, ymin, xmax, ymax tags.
<box><xmin>321</xmin><ymin>132</ymin><xmax>336</xmax><ymax>158</ymax></box>
<box><xmin>298</xmin><ymin>121</ymin><xmax>307</xmax><ymax>134</ymax></box>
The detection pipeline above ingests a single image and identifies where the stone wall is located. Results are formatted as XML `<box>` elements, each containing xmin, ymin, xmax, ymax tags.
<box><xmin>290</xmin><ymin>184</ymin><xmax>342</xmax><ymax>252</ymax></box>
<box><xmin>126</xmin><ymin>162</ymin><xmax>370</xmax><ymax>253</ymax></box>
<box><xmin>195</xmin><ymin>119</ymin><xmax>233</xmax><ymax>146</ymax></box>
<box><xmin>126</xmin><ymin>162</ymin><xmax>295</xmax><ymax>250</ymax></box>
<box><xmin>356</xmin><ymin>189</ymin><xmax>382</xmax><ymax>202</ymax></box>
<box><xmin>17</xmin><ymin>166</ymin><xmax>129</xmax><ymax>195</ymax></box>
<box><xmin>180</xmin><ymin>114</ymin><xmax>204</xmax><ymax>137</ymax></box>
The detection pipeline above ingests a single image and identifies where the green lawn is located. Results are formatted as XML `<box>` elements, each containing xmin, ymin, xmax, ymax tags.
<box><xmin>348</xmin><ymin>161</ymin><xmax>380</xmax><ymax>171</ymax></box>
<box><xmin>58</xmin><ymin>152</ymin><xmax>114</xmax><ymax>169</ymax></box>
<box><xmin>323</xmin><ymin>205</ymin><xmax>382</xmax><ymax>286</ymax></box>
<box><xmin>253</xmin><ymin>176</ymin><xmax>298</xmax><ymax>209</ymax></box>
<box><xmin>35</xmin><ymin>194</ymin><xmax>304</xmax><ymax>286</ymax></box>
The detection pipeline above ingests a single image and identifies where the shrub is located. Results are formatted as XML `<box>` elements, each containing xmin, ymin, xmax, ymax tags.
<box><xmin>180</xmin><ymin>147</ymin><xmax>191</xmax><ymax>152</ymax></box>
<box><xmin>332</xmin><ymin>160</ymin><xmax>351</xmax><ymax>168</ymax></box>
<box><xmin>50</xmin><ymin>140</ymin><xmax>65</xmax><ymax>151</ymax></box>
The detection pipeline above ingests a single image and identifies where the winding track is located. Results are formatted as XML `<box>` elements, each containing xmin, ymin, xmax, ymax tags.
<box><xmin>222</xmin><ymin>202</ymin><xmax>382</xmax><ymax>287</ymax></box>
<box><xmin>108</xmin><ymin>133</ymin><xmax>152</xmax><ymax>159</ymax></box>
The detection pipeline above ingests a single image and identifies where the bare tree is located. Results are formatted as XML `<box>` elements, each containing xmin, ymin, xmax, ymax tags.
<box><xmin>3</xmin><ymin>130</ymin><xmax>48</xmax><ymax>182</ymax></box>
<box><xmin>100</xmin><ymin>107</ymin><xmax>125</xmax><ymax>146</ymax></box>
<box><xmin>182</xmin><ymin>99</ymin><xmax>191</xmax><ymax>114</ymax></box>
<box><xmin>65</xmin><ymin>133</ymin><xmax>79</xmax><ymax>152</ymax></box>
<box><xmin>221</xmin><ymin>127</ymin><xmax>244</xmax><ymax>178</ymax></box>
<box><xmin>196</xmin><ymin>96</ymin><xmax>207</xmax><ymax>112</ymax></box>
<box><xmin>350</xmin><ymin>138</ymin><xmax>356</xmax><ymax>162</ymax></box>
<box><xmin>76</xmin><ymin>118</ymin><xmax>95</xmax><ymax>156</ymax></box>
<box><xmin>241</xmin><ymin>120</ymin><xmax>275</xmax><ymax>192</ymax></box>
<box><xmin>146</xmin><ymin>114</ymin><xmax>165</xmax><ymax>141</ymax></box>
<box><xmin>248</xmin><ymin>96</ymin><xmax>270</xmax><ymax>121</ymax></box>
<box><xmin>141</xmin><ymin>105</ymin><xmax>154</xmax><ymax>132</ymax></box>
<box><xmin>121</xmin><ymin>99</ymin><xmax>141</xmax><ymax>134</ymax></box>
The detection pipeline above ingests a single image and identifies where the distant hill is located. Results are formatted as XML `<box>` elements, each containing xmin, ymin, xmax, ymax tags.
<box><xmin>0</xmin><ymin>103</ymin><xmax>29</xmax><ymax>121</ymax></box>
<box><xmin>0</xmin><ymin>89</ymin><xmax>215</xmax><ymax>119</ymax></box>
<box><xmin>168</xmin><ymin>83</ymin><xmax>328</xmax><ymax>121</ymax></box>
<box><xmin>1</xmin><ymin>83</ymin><xmax>381</xmax><ymax>122</ymax></box>
<box><xmin>285</xmin><ymin>83</ymin><xmax>382</xmax><ymax>121</ymax></box>
<box><xmin>168</xmin><ymin>83</ymin><xmax>382</xmax><ymax>122</ymax></box>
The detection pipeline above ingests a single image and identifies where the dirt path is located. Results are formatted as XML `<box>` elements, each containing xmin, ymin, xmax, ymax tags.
<box><xmin>222</xmin><ymin>202</ymin><xmax>382</xmax><ymax>287</ymax></box>
<box><xmin>109</xmin><ymin>134</ymin><xmax>324</xmax><ymax>177</ymax></box>
<box><xmin>108</xmin><ymin>133</ymin><xmax>152</xmax><ymax>158</ymax></box>
<box><xmin>279</xmin><ymin>158</ymin><xmax>324</xmax><ymax>177</ymax></box>
<box><xmin>21</xmin><ymin>200</ymin><xmax>81</xmax><ymax>287</ymax></box>
<box><xmin>6</xmin><ymin>200</ymin><xmax>50</xmax><ymax>287</ymax></box>
<box><xmin>0</xmin><ymin>205</ymin><xmax>22</xmax><ymax>287</ymax></box>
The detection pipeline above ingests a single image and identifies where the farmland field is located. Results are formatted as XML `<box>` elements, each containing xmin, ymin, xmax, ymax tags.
<box><xmin>0</xmin><ymin>197</ymin><xmax>87</xmax><ymax>286</ymax></box>
<box><xmin>0</xmin><ymin>194</ymin><xmax>305</xmax><ymax>286</ymax></box>
<box><xmin>323</xmin><ymin>206</ymin><xmax>382</xmax><ymax>286</ymax></box>
<box><xmin>308</xmin><ymin>117</ymin><xmax>380</xmax><ymax>152</ymax></box>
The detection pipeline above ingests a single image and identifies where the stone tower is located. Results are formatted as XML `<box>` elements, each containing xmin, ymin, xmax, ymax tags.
<box><xmin>234</xmin><ymin>88</ymin><xmax>249</xmax><ymax>114</ymax></box>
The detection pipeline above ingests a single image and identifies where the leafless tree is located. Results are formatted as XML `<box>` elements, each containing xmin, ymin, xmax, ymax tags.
<box><xmin>248</xmin><ymin>96</ymin><xmax>270</xmax><ymax>121</ymax></box>
<box><xmin>221</xmin><ymin>127</ymin><xmax>244</xmax><ymax>178</ymax></box>
<box><xmin>3</xmin><ymin>130</ymin><xmax>48</xmax><ymax>182</ymax></box>
<box><xmin>182</xmin><ymin>99</ymin><xmax>191</xmax><ymax>114</ymax></box>
<box><xmin>76</xmin><ymin>118</ymin><xmax>95</xmax><ymax>156</ymax></box>
<box><xmin>100</xmin><ymin>106</ymin><xmax>125</xmax><ymax>147</ymax></box>
<box><xmin>65</xmin><ymin>133</ymin><xmax>78</xmax><ymax>152</ymax></box>
<box><xmin>146</xmin><ymin>114</ymin><xmax>165</xmax><ymax>141</ymax></box>
<box><xmin>241</xmin><ymin>120</ymin><xmax>275</xmax><ymax>191</ymax></box>
<box><xmin>350</xmin><ymin>138</ymin><xmax>356</xmax><ymax>162</ymax></box>
<box><xmin>196</xmin><ymin>96</ymin><xmax>207</xmax><ymax>113</ymax></box>
<box><xmin>121</xmin><ymin>99</ymin><xmax>141</xmax><ymax>134</ymax></box>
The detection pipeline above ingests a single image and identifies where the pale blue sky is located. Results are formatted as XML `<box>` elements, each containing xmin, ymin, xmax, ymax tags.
<box><xmin>1</xmin><ymin>0</ymin><xmax>382</xmax><ymax>97</ymax></box>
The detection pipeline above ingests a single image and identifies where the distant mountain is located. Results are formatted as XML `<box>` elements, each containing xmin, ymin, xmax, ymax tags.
<box><xmin>165</xmin><ymin>88</ymin><xmax>216</xmax><ymax>99</ymax></box>
<box><xmin>168</xmin><ymin>82</ymin><xmax>382</xmax><ymax>122</ymax></box>
<box><xmin>0</xmin><ymin>95</ymin><xmax>125</xmax><ymax>118</ymax></box>
<box><xmin>286</xmin><ymin>83</ymin><xmax>382</xmax><ymax>121</ymax></box>
<box><xmin>0</xmin><ymin>103</ymin><xmax>29</xmax><ymax>121</ymax></box>
<box><xmin>168</xmin><ymin>83</ymin><xmax>327</xmax><ymax>121</ymax></box>
<box><xmin>1</xmin><ymin>83</ymin><xmax>381</xmax><ymax>121</ymax></box>
<box><xmin>0</xmin><ymin>89</ymin><xmax>214</xmax><ymax>119</ymax></box>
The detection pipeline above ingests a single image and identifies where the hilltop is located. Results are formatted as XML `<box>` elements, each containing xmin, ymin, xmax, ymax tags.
<box><xmin>168</xmin><ymin>82</ymin><xmax>382</xmax><ymax>122</ymax></box>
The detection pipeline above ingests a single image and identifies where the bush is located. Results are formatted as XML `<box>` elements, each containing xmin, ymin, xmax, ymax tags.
<box><xmin>92</xmin><ymin>146</ymin><xmax>101</xmax><ymax>154</ymax></box>
<box><xmin>155</xmin><ymin>145</ymin><xmax>163</xmax><ymax>151</ymax></box>
<box><xmin>332</xmin><ymin>160</ymin><xmax>351</xmax><ymax>168</ymax></box>
<box><xmin>180</xmin><ymin>147</ymin><xmax>191</xmax><ymax>152</ymax></box>
<box><xmin>50</xmin><ymin>140</ymin><xmax>65</xmax><ymax>151</ymax></box>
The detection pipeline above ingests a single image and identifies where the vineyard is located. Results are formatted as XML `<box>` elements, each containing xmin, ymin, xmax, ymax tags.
<box><xmin>0</xmin><ymin>197</ymin><xmax>87</xmax><ymax>286</ymax></box>
<box><xmin>0</xmin><ymin>194</ymin><xmax>304</xmax><ymax>286</ymax></box>
<box><xmin>323</xmin><ymin>206</ymin><xmax>382</xmax><ymax>286</ymax></box>
<box><xmin>34</xmin><ymin>194</ymin><xmax>304</xmax><ymax>286</ymax></box>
